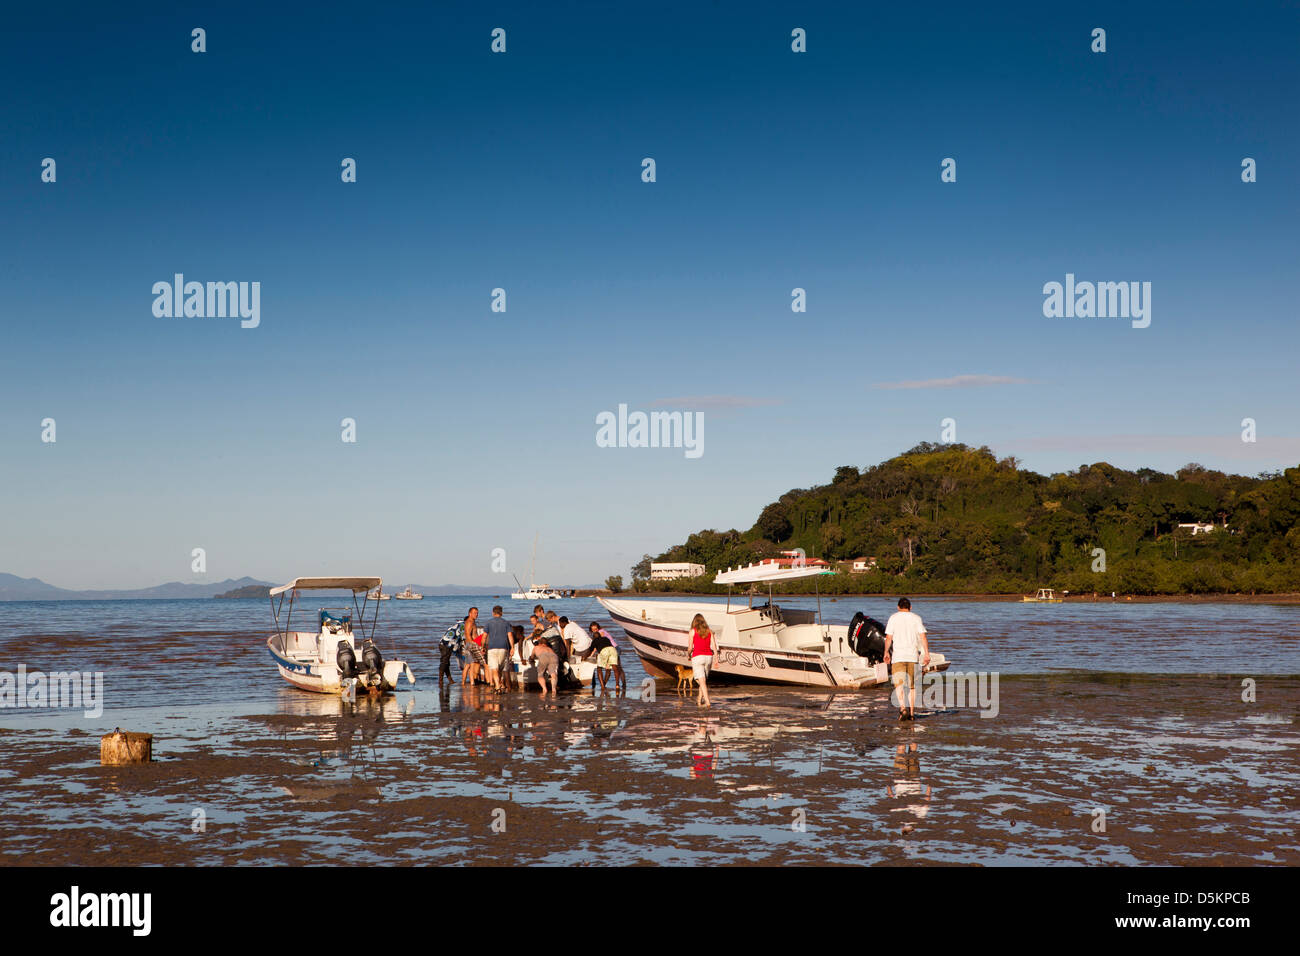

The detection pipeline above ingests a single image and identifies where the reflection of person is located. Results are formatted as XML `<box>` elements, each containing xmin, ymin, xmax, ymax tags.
<box><xmin>886</xmin><ymin>743</ymin><xmax>931</xmax><ymax>827</ymax></box>
<box><xmin>884</xmin><ymin>597</ymin><xmax>929</xmax><ymax>721</ymax></box>
<box><xmin>689</xmin><ymin>720</ymin><xmax>720</xmax><ymax>778</ymax></box>
<box><xmin>689</xmin><ymin>614</ymin><xmax>717</xmax><ymax>708</ymax></box>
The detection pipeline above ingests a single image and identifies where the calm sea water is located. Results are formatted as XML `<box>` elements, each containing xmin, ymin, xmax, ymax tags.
<box><xmin>1</xmin><ymin>593</ymin><xmax>1297</xmax><ymax>720</ymax></box>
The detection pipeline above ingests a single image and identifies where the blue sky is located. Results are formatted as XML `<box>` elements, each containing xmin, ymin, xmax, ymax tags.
<box><xmin>2</xmin><ymin>1</ymin><xmax>1297</xmax><ymax>589</ymax></box>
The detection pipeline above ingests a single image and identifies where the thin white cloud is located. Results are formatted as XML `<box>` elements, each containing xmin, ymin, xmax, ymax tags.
<box><xmin>872</xmin><ymin>374</ymin><xmax>1037</xmax><ymax>390</ymax></box>
<box><xmin>1012</xmin><ymin>434</ymin><xmax>1300</xmax><ymax>462</ymax></box>
<box><xmin>650</xmin><ymin>395</ymin><xmax>783</xmax><ymax>409</ymax></box>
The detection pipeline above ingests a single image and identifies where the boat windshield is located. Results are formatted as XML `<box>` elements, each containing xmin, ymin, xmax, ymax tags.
<box><xmin>320</xmin><ymin>609</ymin><xmax>352</xmax><ymax>631</ymax></box>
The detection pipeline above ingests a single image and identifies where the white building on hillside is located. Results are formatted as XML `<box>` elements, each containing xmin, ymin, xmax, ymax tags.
<box><xmin>650</xmin><ymin>562</ymin><xmax>706</xmax><ymax>581</ymax></box>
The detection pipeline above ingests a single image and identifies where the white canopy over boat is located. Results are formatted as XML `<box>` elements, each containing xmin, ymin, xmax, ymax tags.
<box><xmin>713</xmin><ymin>563</ymin><xmax>834</xmax><ymax>585</ymax></box>
<box><xmin>265</xmin><ymin>575</ymin><xmax>414</xmax><ymax>695</ymax></box>
<box><xmin>269</xmin><ymin>576</ymin><xmax>382</xmax><ymax>596</ymax></box>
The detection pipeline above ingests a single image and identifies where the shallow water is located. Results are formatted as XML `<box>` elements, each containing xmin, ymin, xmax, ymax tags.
<box><xmin>1</xmin><ymin>596</ymin><xmax>1297</xmax><ymax>865</ymax></box>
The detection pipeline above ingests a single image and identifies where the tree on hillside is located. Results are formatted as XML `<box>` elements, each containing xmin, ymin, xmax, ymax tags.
<box><xmin>755</xmin><ymin>503</ymin><xmax>793</xmax><ymax>542</ymax></box>
<box><xmin>630</xmin><ymin>554</ymin><xmax>652</xmax><ymax>580</ymax></box>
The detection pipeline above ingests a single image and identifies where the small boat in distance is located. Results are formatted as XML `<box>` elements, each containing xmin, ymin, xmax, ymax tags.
<box><xmin>600</xmin><ymin>563</ymin><xmax>950</xmax><ymax>690</ymax></box>
<box><xmin>265</xmin><ymin>577</ymin><xmax>415</xmax><ymax>696</ymax></box>
<box><xmin>1022</xmin><ymin>588</ymin><xmax>1064</xmax><ymax>603</ymax></box>
<box><xmin>368</xmin><ymin>587</ymin><xmax>390</xmax><ymax>601</ymax></box>
<box><xmin>393</xmin><ymin>586</ymin><xmax>423</xmax><ymax>600</ymax></box>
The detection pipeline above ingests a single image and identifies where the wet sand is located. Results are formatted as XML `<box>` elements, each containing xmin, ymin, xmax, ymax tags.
<box><xmin>2</xmin><ymin>674</ymin><xmax>1296</xmax><ymax>866</ymax></box>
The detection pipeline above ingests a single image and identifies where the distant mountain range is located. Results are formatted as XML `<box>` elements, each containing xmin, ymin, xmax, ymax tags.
<box><xmin>0</xmin><ymin>574</ymin><xmax>274</xmax><ymax>601</ymax></box>
<box><xmin>0</xmin><ymin>573</ymin><xmax>591</xmax><ymax>601</ymax></box>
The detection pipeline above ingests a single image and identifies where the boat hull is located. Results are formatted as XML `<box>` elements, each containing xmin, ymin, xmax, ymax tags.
<box><xmin>266</xmin><ymin>634</ymin><xmax>413</xmax><ymax>695</ymax></box>
<box><xmin>600</xmin><ymin>598</ymin><xmax>948</xmax><ymax>690</ymax></box>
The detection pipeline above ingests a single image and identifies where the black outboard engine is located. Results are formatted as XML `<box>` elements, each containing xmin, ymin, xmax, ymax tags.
<box><xmin>336</xmin><ymin>641</ymin><xmax>359</xmax><ymax>679</ymax></box>
<box><xmin>361</xmin><ymin>640</ymin><xmax>384</xmax><ymax>678</ymax></box>
<box><xmin>848</xmin><ymin>612</ymin><xmax>888</xmax><ymax>663</ymax></box>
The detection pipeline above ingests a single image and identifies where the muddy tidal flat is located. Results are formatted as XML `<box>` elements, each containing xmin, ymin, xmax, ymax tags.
<box><xmin>1</xmin><ymin>675</ymin><xmax>1296</xmax><ymax>866</ymax></box>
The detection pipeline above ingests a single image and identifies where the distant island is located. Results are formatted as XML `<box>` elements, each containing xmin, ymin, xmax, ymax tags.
<box><xmin>0</xmin><ymin>574</ymin><xmax>273</xmax><ymax>602</ymax></box>
<box><xmin>0</xmin><ymin>573</ymin><xmax>590</xmax><ymax>601</ymax></box>
<box><xmin>215</xmin><ymin>584</ymin><xmax>272</xmax><ymax>599</ymax></box>
<box><xmin>637</xmin><ymin>443</ymin><xmax>1300</xmax><ymax>596</ymax></box>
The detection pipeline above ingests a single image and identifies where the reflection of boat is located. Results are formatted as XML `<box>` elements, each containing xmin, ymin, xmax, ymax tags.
<box><xmin>273</xmin><ymin>688</ymin><xmax>414</xmax><ymax>723</ymax></box>
<box><xmin>265</xmin><ymin>576</ymin><xmax>415</xmax><ymax>695</ymax></box>
<box><xmin>393</xmin><ymin>586</ymin><xmax>423</xmax><ymax>600</ymax></box>
<box><xmin>600</xmin><ymin>563</ymin><xmax>950</xmax><ymax>690</ymax></box>
<box><xmin>1021</xmin><ymin>588</ymin><xmax>1063</xmax><ymax>603</ymax></box>
<box><xmin>368</xmin><ymin>587</ymin><xmax>390</xmax><ymax>601</ymax></box>
<box><xmin>279</xmin><ymin>781</ymin><xmax>382</xmax><ymax>803</ymax></box>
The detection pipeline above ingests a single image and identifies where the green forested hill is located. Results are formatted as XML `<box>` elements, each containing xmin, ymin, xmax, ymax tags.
<box><xmin>651</xmin><ymin>444</ymin><xmax>1300</xmax><ymax>595</ymax></box>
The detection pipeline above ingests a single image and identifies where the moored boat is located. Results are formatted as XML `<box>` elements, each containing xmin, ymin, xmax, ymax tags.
<box><xmin>265</xmin><ymin>576</ymin><xmax>415</xmax><ymax>696</ymax></box>
<box><xmin>599</xmin><ymin>563</ymin><xmax>950</xmax><ymax>690</ymax></box>
<box><xmin>393</xmin><ymin>586</ymin><xmax>423</xmax><ymax>600</ymax></box>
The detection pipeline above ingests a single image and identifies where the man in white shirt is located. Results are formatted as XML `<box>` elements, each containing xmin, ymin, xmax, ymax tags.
<box><xmin>884</xmin><ymin>597</ymin><xmax>929</xmax><ymax>721</ymax></box>
<box><xmin>560</xmin><ymin>616</ymin><xmax>591</xmax><ymax>658</ymax></box>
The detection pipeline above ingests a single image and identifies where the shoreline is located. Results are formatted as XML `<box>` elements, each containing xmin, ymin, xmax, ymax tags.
<box><xmin>585</xmin><ymin>590</ymin><xmax>1300</xmax><ymax>604</ymax></box>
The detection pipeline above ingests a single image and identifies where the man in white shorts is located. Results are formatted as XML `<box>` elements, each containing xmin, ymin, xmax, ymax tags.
<box><xmin>884</xmin><ymin>597</ymin><xmax>929</xmax><ymax>721</ymax></box>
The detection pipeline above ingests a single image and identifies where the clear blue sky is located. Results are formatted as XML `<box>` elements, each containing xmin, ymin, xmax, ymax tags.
<box><xmin>2</xmin><ymin>1</ymin><xmax>1297</xmax><ymax>589</ymax></box>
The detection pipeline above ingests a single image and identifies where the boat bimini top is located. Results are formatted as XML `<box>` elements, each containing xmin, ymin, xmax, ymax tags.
<box><xmin>269</xmin><ymin>576</ymin><xmax>382</xmax><ymax>596</ymax></box>
<box><xmin>269</xmin><ymin>576</ymin><xmax>384</xmax><ymax>643</ymax></box>
<box><xmin>713</xmin><ymin>563</ymin><xmax>834</xmax><ymax>585</ymax></box>
<box><xmin>714</xmin><ymin>562</ymin><xmax>836</xmax><ymax>629</ymax></box>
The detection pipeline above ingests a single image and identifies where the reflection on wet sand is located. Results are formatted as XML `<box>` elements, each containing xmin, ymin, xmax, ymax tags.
<box><xmin>886</xmin><ymin>743</ymin><xmax>933</xmax><ymax>834</ymax></box>
<box><xmin>2</xmin><ymin>673</ymin><xmax>1296</xmax><ymax>866</ymax></box>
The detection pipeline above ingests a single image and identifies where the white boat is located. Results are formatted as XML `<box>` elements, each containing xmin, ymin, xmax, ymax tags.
<box><xmin>393</xmin><ymin>586</ymin><xmax>423</xmax><ymax>600</ymax></box>
<box><xmin>598</xmin><ymin>563</ymin><xmax>950</xmax><ymax>690</ymax></box>
<box><xmin>510</xmin><ymin>636</ymin><xmax>597</xmax><ymax>688</ymax></box>
<box><xmin>368</xmin><ymin>587</ymin><xmax>390</xmax><ymax>601</ymax></box>
<box><xmin>511</xmin><ymin>584</ymin><xmax>564</xmax><ymax>601</ymax></box>
<box><xmin>510</xmin><ymin>534</ymin><xmax>570</xmax><ymax>600</ymax></box>
<box><xmin>1021</xmin><ymin>588</ymin><xmax>1063</xmax><ymax>603</ymax></box>
<box><xmin>265</xmin><ymin>576</ymin><xmax>415</xmax><ymax>696</ymax></box>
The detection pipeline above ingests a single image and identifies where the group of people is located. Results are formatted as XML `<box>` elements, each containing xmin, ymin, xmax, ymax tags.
<box><xmin>438</xmin><ymin>603</ymin><xmax>627</xmax><ymax>695</ymax></box>
<box><xmin>431</xmin><ymin>595</ymin><xmax>930</xmax><ymax>717</ymax></box>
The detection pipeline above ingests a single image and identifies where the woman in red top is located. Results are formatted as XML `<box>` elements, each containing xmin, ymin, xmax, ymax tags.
<box><xmin>689</xmin><ymin>613</ymin><xmax>717</xmax><ymax>708</ymax></box>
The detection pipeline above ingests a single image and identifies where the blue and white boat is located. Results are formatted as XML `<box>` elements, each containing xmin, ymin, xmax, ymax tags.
<box><xmin>265</xmin><ymin>577</ymin><xmax>415</xmax><ymax>696</ymax></box>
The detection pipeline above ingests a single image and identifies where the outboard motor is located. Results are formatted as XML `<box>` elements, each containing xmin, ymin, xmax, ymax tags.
<box><xmin>848</xmin><ymin>612</ymin><xmax>888</xmax><ymax>663</ymax></box>
<box><xmin>361</xmin><ymin>640</ymin><xmax>384</xmax><ymax>677</ymax></box>
<box><xmin>336</xmin><ymin>641</ymin><xmax>359</xmax><ymax>679</ymax></box>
